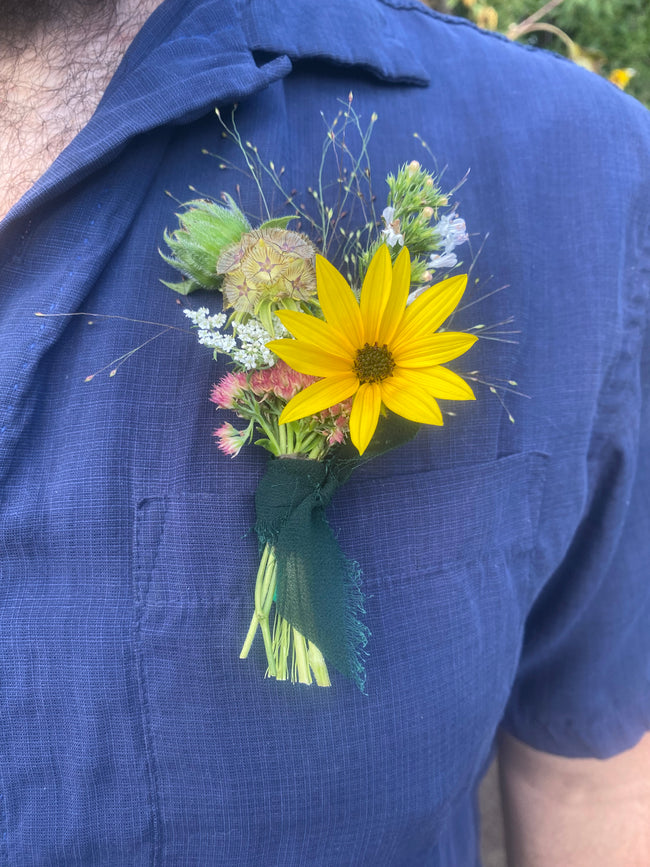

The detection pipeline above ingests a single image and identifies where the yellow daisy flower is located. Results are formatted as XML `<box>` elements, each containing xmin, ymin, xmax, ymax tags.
<box><xmin>267</xmin><ymin>244</ymin><xmax>478</xmax><ymax>455</ymax></box>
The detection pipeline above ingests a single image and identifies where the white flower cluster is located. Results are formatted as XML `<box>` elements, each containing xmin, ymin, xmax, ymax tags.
<box><xmin>183</xmin><ymin>307</ymin><xmax>235</xmax><ymax>353</ymax></box>
<box><xmin>184</xmin><ymin>307</ymin><xmax>287</xmax><ymax>371</ymax></box>
<box><xmin>428</xmin><ymin>214</ymin><xmax>468</xmax><ymax>271</ymax></box>
<box><xmin>231</xmin><ymin>319</ymin><xmax>277</xmax><ymax>370</ymax></box>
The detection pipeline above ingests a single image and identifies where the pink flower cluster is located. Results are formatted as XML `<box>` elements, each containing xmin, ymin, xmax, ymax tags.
<box><xmin>209</xmin><ymin>372</ymin><xmax>247</xmax><ymax>409</ymax></box>
<box><xmin>210</xmin><ymin>360</ymin><xmax>352</xmax><ymax>455</ymax></box>
<box><xmin>209</xmin><ymin>361</ymin><xmax>317</xmax><ymax>409</ymax></box>
<box><xmin>248</xmin><ymin>360</ymin><xmax>316</xmax><ymax>401</ymax></box>
<box><xmin>317</xmin><ymin>403</ymin><xmax>351</xmax><ymax>445</ymax></box>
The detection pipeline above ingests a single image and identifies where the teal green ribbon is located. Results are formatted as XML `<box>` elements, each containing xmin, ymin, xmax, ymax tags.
<box><xmin>254</xmin><ymin>413</ymin><xmax>420</xmax><ymax>691</ymax></box>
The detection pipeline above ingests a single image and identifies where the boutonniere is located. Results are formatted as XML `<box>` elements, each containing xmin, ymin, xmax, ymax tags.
<box><xmin>160</xmin><ymin>98</ymin><xmax>486</xmax><ymax>691</ymax></box>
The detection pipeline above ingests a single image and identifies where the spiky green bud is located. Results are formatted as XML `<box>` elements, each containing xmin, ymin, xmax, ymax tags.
<box><xmin>160</xmin><ymin>195</ymin><xmax>251</xmax><ymax>295</ymax></box>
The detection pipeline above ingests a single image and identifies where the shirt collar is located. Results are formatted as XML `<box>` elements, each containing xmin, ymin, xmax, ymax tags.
<box><xmin>243</xmin><ymin>0</ymin><xmax>430</xmax><ymax>86</ymax></box>
<box><xmin>3</xmin><ymin>0</ymin><xmax>429</xmax><ymax>225</ymax></box>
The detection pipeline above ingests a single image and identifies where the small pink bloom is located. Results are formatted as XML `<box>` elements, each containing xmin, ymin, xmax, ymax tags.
<box><xmin>327</xmin><ymin>426</ymin><xmax>346</xmax><ymax>445</ymax></box>
<box><xmin>248</xmin><ymin>366</ymin><xmax>275</xmax><ymax>397</ymax></box>
<box><xmin>210</xmin><ymin>372</ymin><xmax>247</xmax><ymax>409</ymax></box>
<box><xmin>273</xmin><ymin>360</ymin><xmax>315</xmax><ymax>400</ymax></box>
<box><xmin>333</xmin><ymin>398</ymin><xmax>353</xmax><ymax>419</ymax></box>
<box><xmin>213</xmin><ymin>422</ymin><xmax>247</xmax><ymax>457</ymax></box>
<box><xmin>250</xmin><ymin>361</ymin><xmax>315</xmax><ymax>401</ymax></box>
<box><xmin>319</xmin><ymin>397</ymin><xmax>353</xmax><ymax>423</ymax></box>
<box><xmin>317</xmin><ymin>397</ymin><xmax>351</xmax><ymax>445</ymax></box>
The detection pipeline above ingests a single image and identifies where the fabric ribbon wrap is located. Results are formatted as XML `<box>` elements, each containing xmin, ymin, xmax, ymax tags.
<box><xmin>254</xmin><ymin>456</ymin><xmax>368</xmax><ymax>690</ymax></box>
<box><xmin>254</xmin><ymin>414</ymin><xmax>420</xmax><ymax>692</ymax></box>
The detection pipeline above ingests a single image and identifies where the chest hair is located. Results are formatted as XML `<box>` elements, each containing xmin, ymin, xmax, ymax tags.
<box><xmin>0</xmin><ymin>3</ymin><xmax>160</xmax><ymax>222</ymax></box>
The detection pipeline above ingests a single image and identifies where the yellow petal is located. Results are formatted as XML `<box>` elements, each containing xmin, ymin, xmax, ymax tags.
<box><xmin>360</xmin><ymin>244</ymin><xmax>392</xmax><ymax>344</ymax></box>
<box><xmin>315</xmin><ymin>255</ymin><xmax>364</xmax><ymax>353</ymax></box>
<box><xmin>393</xmin><ymin>365</ymin><xmax>475</xmax><ymax>400</ymax></box>
<box><xmin>377</xmin><ymin>245</ymin><xmax>410</xmax><ymax>346</ymax></box>
<box><xmin>349</xmin><ymin>382</ymin><xmax>382</xmax><ymax>455</ymax></box>
<box><xmin>391</xmin><ymin>274</ymin><xmax>468</xmax><ymax>352</ymax></box>
<box><xmin>392</xmin><ymin>332</ymin><xmax>478</xmax><ymax>368</ymax></box>
<box><xmin>380</xmin><ymin>376</ymin><xmax>443</xmax><ymax>426</ymax></box>
<box><xmin>267</xmin><ymin>339</ymin><xmax>353</xmax><ymax>377</ymax></box>
<box><xmin>274</xmin><ymin>310</ymin><xmax>354</xmax><ymax>362</ymax></box>
<box><xmin>279</xmin><ymin>374</ymin><xmax>359</xmax><ymax>424</ymax></box>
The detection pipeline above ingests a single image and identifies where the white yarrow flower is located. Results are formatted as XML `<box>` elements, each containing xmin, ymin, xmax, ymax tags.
<box><xmin>184</xmin><ymin>307</ymin><xmax>235</xmax><ymax>351</ymax></box>
<box><xmin>184</xmin><ymin>306</ymin><xmax>291</xmax><ymax>368</ymax></box>
<box><xmin>232</xmin><ymin>320</ymin><xmax>282</xmax><ymax>370</ymax></box>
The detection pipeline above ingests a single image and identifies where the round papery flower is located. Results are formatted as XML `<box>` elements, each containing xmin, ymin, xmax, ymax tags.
<box><xmin>217</xmin><ymin>228</ymin><xmax>317</xmax><ymax>314</ymax></box>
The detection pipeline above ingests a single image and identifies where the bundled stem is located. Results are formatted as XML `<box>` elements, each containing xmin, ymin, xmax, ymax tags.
<box><xmin>240</xmin><ymin>542</ymin><xmax>331</xmax><ymax>686</ymax></box>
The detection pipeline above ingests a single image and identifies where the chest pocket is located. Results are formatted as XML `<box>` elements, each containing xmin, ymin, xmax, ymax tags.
<box><xmin>132</xmin><ymin>451</ymin><xmax>547</xmax><ymax>864</ymax></box>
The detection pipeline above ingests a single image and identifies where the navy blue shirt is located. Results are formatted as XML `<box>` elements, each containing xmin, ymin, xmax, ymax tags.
<box><xmin>1</xmin><ymin>1</ymin><xmax>649</xmax><ymax>863</ymax></box>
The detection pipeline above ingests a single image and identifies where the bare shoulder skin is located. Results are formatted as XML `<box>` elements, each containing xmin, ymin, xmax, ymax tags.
<box><xmin>0</xmin><ymin>0</ymin><xmax>163</xmax><ymax>221</ymax></box>
<box><xmin>499</xmin><ymin>729</ymin><xmax>650</xmax><ymax>866</ymax></box>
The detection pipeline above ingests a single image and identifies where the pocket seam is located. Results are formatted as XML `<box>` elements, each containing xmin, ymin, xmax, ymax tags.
<box><xmin>133</xmin><ymin>500</ymin><xmax>166</xmax><ymax>865</ymax></box>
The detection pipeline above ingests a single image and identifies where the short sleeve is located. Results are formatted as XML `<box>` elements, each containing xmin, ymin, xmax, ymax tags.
<box><xmin>502</xmin><ymin>214</ymin><xmax>650</xmax><ymax>760</ymax></box>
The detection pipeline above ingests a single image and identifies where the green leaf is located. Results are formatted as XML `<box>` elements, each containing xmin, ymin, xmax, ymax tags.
<box><xmin>256</xmin><ymin>298</ymin><xmax>277</xmax><ymax>338</ymax></box>
<box><xmin>159</xmin><ymin>277</ymin><xmax>200</xmax><ymax>296</ymax></box>
<box><xmin>332</xmin><ymin>410</ymin><xmax>420</xmax><ymax>467</ymax></box>
<box><xmin>254</xmin><ymin>437</ymin><xmax>278</xmax><ymax>455</ymax></box>
<box><xmin>259</xmin><ymin>215</ymin><xmax>297</xmax><ymax>230</ymax></box>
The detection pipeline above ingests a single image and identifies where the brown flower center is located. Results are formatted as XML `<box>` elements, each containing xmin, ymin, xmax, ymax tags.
<box><xmin>353</xmin><ymin>342</ymin><xmax>396</xmax><ymax>384</ymax></box>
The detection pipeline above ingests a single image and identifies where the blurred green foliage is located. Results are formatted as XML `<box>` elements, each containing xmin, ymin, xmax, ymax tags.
<box><xmin>445</xmin><ymin>0</ymin><xmax>650</xmax><ymax>106</ymax></box>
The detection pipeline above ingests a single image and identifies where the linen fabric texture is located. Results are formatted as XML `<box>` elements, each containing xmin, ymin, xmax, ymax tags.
<box><xmin>0</xmin><ymin>0</ymin><xmax>649</xmax><ymax>863</ymax></box>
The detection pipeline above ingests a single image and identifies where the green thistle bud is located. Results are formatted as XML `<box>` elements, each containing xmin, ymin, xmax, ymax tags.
<box><xmin>160</xmin><ymin>195</ymin><xmax>250</xmax><ymax>295</ymax></box>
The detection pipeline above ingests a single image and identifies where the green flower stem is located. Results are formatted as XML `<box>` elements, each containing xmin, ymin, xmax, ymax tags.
<box><xmin>308</xmin><ymin>642</ymin><xmax>331</xmax><ymax>687</ymax></box>
<box><xmin>256</xmin><ymin>416</ymin><xmax>282</xmax><ymax>456</ymax></box>
<box><xmin>240</xmin><ymin>612</ymin><xmax>259</xmax><ymax>659</ymax></box>
<box><xmin>271</xmin><ymin>614</ymin><xmax>291</xmax><ymax>680</ymax></box>
<box><xmin>259</xmin><ymin>615</ymin><xmax>275</xmax><ymax>677</ymax></box>
<box><xmin>240</xmin><ymin>543</ymin><xmax>277</xmax><ymax>677</ymax></box>
<box><xmin>278</xmin><ymin>420</ymin><xmax>287</xmax><ymax>454</ymax></box>
<box><xmin>306</xmin><ymin>435</ymin><xmax>326</xmax><ymax>460</ymax></box>
<box><xmin>292</xmin><ymin>629</ymin><xmax>312</xmax><ymax>684</ymax></box>
<box><xmin>285</xmin><ymin>421</ymin><xmax>296</xmax><ymax>454</ymax></box>
<box><xmin>269</xmin><ymin>614</ymin><xmax>331</xmax><ymax>686</ymax></box>
<box><xmin>258</xmin><ymin>548</ymin><xmax>277</xmax><ymax>676</ymax></box>
<box><xmin>296</xmin><ymin>430</ymin><xmax>325</xmax><ymax>458</ymax></box>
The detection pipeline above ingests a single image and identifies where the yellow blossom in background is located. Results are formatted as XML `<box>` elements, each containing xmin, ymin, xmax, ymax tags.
<box><xmin>476</xmin><ymin>5</ymin><xmax>498</xmax><ymax>31</ymax></box>
<box><xmin>268</xmin><ymin>245</ymin><xmax>477</xmax><ymax>455</ymax></box>
<box><xmin>609</xmin><ymin>68</ymin><xmax>636</xmax><ymax>90</ymax></box>
<box><xmin>449</xmin><ymin>1</ymin><xmax>648</xmax><ymax>106</ymax></box>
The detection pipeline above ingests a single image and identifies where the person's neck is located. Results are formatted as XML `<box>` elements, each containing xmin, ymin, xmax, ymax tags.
<box><xmin>0</xmin><ymin>0</ymin><xmax>163</xmax><ymax>222</ymax></box>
